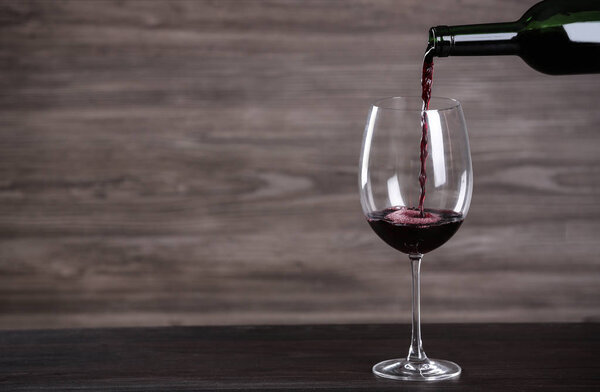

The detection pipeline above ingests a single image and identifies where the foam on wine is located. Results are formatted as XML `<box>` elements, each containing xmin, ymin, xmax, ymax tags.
<box><xmin>385</xmin><ymin>208</ymin><xmax>441</xmax><ymax>225</ymax></box>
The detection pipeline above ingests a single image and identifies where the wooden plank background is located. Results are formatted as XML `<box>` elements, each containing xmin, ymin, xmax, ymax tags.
<box><xmin>0</xmin><ymin>0</ymin><xmax>598</xmax><ymax>329</ymax></box>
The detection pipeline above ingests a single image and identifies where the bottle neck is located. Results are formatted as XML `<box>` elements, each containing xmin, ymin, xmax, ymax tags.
<box><xmin>430</xmin><ymin>22</ymin><xmax>521</xmax><ymax>57</ymax></box>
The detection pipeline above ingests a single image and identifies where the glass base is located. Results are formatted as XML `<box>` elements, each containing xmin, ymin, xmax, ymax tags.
<box><xmin>372</xmin><ymin>358</ymin><xmax>461</xmax><ymax>381</ymax></box>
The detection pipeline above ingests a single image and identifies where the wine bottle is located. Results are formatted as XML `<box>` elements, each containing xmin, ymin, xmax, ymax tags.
<box><xmin>429</xmin><ymin>0</ymin><xmax>600</xmax><ymax>75</ymax></box>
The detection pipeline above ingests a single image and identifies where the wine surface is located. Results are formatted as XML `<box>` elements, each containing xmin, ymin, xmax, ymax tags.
<box><xmin>367</xmin><ymin>207</ymin><xmax>463</xmax><ymax>255</ymax></box>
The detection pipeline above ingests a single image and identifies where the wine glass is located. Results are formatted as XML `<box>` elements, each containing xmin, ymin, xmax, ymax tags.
<box><xmin>358</xmin><ymin>96</ymin><xmax>472</xmax><ymax>381</ymax></box>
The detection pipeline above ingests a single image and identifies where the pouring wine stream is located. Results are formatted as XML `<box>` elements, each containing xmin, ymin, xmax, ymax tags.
<box><xmin>418</xmin><ymin>44</ymin><xmax>434</xmax><ymax>218</ymax></box>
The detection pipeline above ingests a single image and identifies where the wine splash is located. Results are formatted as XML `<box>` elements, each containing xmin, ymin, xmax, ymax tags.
<box><xmin>418</xmin><ymin>44</ymin><xmax>435</xmax><ymax>217</ymax></box>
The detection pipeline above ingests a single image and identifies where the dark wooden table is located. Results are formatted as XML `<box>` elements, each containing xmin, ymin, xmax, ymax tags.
<box><xmin>1</xmin><ymin>323</ymin><xmax>598</xmax><ymax>391</ymax></box>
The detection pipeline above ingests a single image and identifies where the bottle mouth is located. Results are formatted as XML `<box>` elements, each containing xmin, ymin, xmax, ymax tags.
<box><xmin>429</xmin><ymin>25</ymin><xmax>452</xmax><ymax>57</ymax></box>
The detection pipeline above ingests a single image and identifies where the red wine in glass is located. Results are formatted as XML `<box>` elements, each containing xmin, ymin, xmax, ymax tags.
<box><xmin>367</xmin><ymin>207</ymin><xmax>463</xmax><ymax>255</ymax></box>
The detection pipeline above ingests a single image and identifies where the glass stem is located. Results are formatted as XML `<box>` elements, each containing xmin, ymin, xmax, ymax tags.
<box><xmin>407</xmin><ymin>254</ymin><xmax>428</xmax><ymax>362</ymax></box>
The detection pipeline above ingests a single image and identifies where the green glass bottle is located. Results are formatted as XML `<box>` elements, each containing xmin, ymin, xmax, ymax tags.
<box><xmin>429</xmin><ymin>0</ymin><xmax>600</xmax><ymax>75</ymax></box>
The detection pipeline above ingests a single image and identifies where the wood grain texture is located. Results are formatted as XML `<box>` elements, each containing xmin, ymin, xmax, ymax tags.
<box><xmin>1</xmin><ymin>323</ymin><xmax>599</xmax><ymax>391</ymax></box>
<box><xmin>0</xmin><ymin>0</ymin><xmax>599</xmax><ymax>329</ymax></box>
